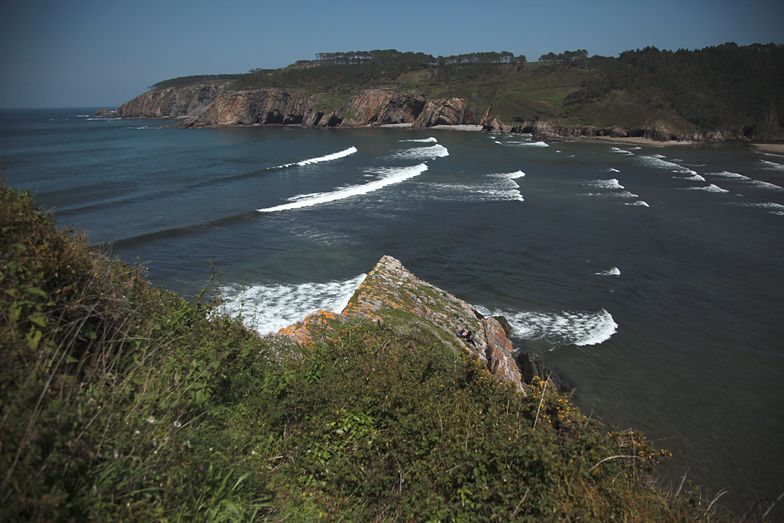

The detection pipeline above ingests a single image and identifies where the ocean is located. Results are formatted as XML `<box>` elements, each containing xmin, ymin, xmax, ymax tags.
<box><xmin>2</xmin><ymin>108</ymin><xmax>783</xmax><ymax>511</ymax></box>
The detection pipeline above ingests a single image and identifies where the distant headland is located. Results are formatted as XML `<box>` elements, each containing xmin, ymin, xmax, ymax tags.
<box><xmin>101</xmin><ymin>44</ymin><xmax>784</xmax><ymax>143</ymax></box>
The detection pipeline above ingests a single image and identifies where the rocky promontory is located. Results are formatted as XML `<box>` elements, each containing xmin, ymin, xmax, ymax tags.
<box><xmin>280</xmin><ymin>255</ymin><xmax>546</xmax><ymax>394</ymax></box>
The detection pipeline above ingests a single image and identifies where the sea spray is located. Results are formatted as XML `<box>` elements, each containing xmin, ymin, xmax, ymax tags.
<box><xmin>220</xmin><ymin>274</ymin><xmax>367</xmax><ymax>335</ymax></box>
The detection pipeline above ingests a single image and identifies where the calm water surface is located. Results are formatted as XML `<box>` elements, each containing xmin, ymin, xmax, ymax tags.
<box><xmin>2</xmin><ymin>108</ymin><xmax>783</xmax><ymax>513</ymax></box>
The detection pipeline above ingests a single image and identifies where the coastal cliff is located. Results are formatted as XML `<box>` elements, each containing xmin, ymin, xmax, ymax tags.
<box><xmin>108</xmin><ymin>44</ymin><xmax>784</xmax><ymax>142</ymax></box>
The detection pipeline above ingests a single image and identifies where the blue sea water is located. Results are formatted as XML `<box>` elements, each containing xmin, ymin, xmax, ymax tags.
<box><xmin>2</xmin><ymin>108</ymin><xmax>783</xmax><ymax>513</ymax></box>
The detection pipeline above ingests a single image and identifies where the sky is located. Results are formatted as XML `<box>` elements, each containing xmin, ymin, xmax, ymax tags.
<box><xmin>1</xmin><ymin>0</ymin><xmax>782</xmax><ymax>108</ymax></box>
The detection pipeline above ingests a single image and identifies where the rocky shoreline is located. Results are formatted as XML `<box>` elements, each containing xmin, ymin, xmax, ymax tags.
<box><xmin>100</xmin><ymin>83</ymin><xmax>765</xmax><ymax>144</ymax></box>
<box><xmin>278</xmin><ymin>255</ymin><xmax>554</xmax><ymax>395</ymax></box>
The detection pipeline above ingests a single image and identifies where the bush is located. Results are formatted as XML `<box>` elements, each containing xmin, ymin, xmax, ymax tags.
<box><xmin>0</xmin><ymin>183</ymin><xmax>720</xmax><ymax>520</ymax></box>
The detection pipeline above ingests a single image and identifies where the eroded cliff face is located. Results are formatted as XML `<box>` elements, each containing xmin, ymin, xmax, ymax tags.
<box><xmin>116</xmin><ymin>84</ymin><xmax>226</xmax><ymax>119</ymax></box>
<box><xmin>280</xmin><ymin>255</ymin><xmax>532</xmax><ymax>393</ymax></box>
<box><xmin>114</xmin><ymin>83</ymin><xmax>760</xmax><ymax>141</ymax></box>
<box><xmin>114</xmin><ymin>85</ymin><xmax>478</xmax><ymax>129</ymax></box>
<box><xmin>341</xmin><ymin>90</ymin><xmax>425</xmax><ymax>126</ymax></box>
<box><xmin>413</xmin><ymin>98</ymin><xmax>474</xmax><ymax>127</ymax></box>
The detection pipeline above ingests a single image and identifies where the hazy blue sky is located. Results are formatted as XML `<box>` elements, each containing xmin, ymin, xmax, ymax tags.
<box><xmin>1</xmin><ymin>0</ymin><xmax>782</xmax><ymax>108</ymax></box>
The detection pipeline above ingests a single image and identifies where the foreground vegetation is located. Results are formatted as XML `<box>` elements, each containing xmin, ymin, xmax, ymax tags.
<box><xmin>1</xmin><ymin>183</ymin><xmax>728</xmax><ymax>520</ymax></box>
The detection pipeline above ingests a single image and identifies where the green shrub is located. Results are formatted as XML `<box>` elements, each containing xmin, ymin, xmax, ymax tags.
<box><xmin>0</xmin><ymin>183</ymin><xmax>722</xmax><ymax>520</ymax></box>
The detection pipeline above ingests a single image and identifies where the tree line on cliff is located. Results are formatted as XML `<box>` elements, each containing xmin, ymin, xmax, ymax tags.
<box><xmin>150</xmin><ymin>43</ymin><xmax>783</xmax><ymax>140</ymax></box>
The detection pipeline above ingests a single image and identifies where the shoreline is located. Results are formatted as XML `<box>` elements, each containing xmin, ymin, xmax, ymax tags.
<box><xmin>751</xmin><ymin>143</ymin><xmax>784</xmax><ymax>155</ymax></box>
<box><xmin>577</xmin><ymin>135</ymin><xmax>695</xmax><ymax>147</ymax></box>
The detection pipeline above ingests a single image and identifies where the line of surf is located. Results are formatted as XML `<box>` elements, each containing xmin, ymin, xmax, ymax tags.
<box><xmin>476</xmin><ymin>305</ymin><xmax>618</xmax><ymax>348</ymax></box>
<box><xmin>399</xmin><ymin>137</ymin><xmax>437</xmax><ymax>143</ymax></box>
<box><xmin>287</xmin><ymin>146</ymin><xmax>357</xmax><ymax>167</ymax></box>
<box><xmin>257</xmin><ymin>163</ymin><xmax>428</xmax><ymax>213</ymax></box>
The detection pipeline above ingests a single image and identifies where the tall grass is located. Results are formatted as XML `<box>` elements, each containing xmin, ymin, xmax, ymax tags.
<box><xmin>0</xmin><ymin>182</ymin><xmax>732</xmax><ymax>520</ymax></box>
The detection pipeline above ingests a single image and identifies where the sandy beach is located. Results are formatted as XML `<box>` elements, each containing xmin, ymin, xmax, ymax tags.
<box><xmin>584</xmin><ymin>136</ymin><xmax>695</xmax><ymax>147</ymax></box>
<box><xmin>751</xmin><ymin>143</ymin><xmax>784</xmax><ymax>155</ymax></box>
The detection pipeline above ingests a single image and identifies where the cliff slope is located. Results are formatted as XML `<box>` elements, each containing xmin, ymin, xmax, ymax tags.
<box><xmin>110</xmin><ymin>44</ymin><xmax>784</xmax><ymax>142</ymax></box>
<box><xmin>0</xmin><ymin>183</ymin><xmax>724</xmax><ymax>520</ymax></box>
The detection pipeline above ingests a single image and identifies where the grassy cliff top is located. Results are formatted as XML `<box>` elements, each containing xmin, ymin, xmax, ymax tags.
<box><xmin>149</xmin><ymin>44</ymin><xmax>784</xmax><ymax>138</ymax></box>
<box><xmin>0</xmin><ymin>182</ymin><xmax>728</xmax><ymax>520</ymax></box>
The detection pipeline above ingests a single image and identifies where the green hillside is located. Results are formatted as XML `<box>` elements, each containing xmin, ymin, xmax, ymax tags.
<box><xmin>151</xmin><ymin>44</ymin><xmax>784</xmax><ymax>139</ymax></box>
<box><xmin>0</xmin><ymin>182</ymin><xmax>727</xmax><ymax>520</ymax></box>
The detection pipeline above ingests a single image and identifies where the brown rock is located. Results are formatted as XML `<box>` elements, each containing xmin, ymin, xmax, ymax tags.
<box><xmin>413</xmin><ymin>97</ymin><xmax>475</xmax><ymax>128</ymax></box>
<box><xmin>342</xmin><ymin>256</ymin><xmax>526</xmax><ymax>392</ymax></box>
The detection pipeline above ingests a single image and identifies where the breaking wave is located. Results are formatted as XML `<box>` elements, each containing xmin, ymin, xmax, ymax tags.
<box><xmin>637</xmin><ymin>155</ymin><xmax>698</xmax><ymax>175</ymax></box>
<box><xmin>706</xmin><ymin>171</ymin><xmax>782</xmax><ymax>190</ymax></box>
<box><xmin>707</xmin><ymin>171</ymin><xmax>749</xmax><ymax>180</ymax></box>
<box><xmin>746</xmin><ymin>180</ymin><xmax>784</xmax><ymax>191</ymax></box>
<box><xmin>760</xmin><ymin>160</ymin><xmax>784</xmax><ymax>171</ymax></box>
<box><xmin>587</xmin><ymin>178</ymin><xmax>625</xmax><ymax>190</ymax></box>
<box><xmin>257</xmin><ymin>163</ymin><xmax>428</xmax><ymax>213</ymax></box>
<box><xmin>476</xmin><ymin>306</ymin><xmax>618</xmax><ymax>348</ymax></box>
<box><xmin>399</xmin><ymin>137</ymin><xmax>437</xmax><ymax>143</ymax></box>
<box><xmin>624</xmin><ymin>200</ymin><xmax>650</xmax><ymax>207</ymax></box>
<box><xmin>683</xmin><ymin>184</ymin><xmax>729</xmax><ymax>193</ymax></box>
<box><xmin>272</xmin><ymin>146</ymin><xmax>357</xmax><ymax>168</ymax></box>
<box><xmin>607</xmin><ymin>168</ymin><xmax>620</xmax><ymax>173</ymax></box>
<box><xmin>610</xmin><ymin>146</ymin><xmax>634</xmax><ymax>155</ymax></box>
<box><xmin>388</xmin><ymin>144</ymin><xmax>449</xmax><ymax>160</ymax></box>
<box><xmin>220</xmin><ymin>274</ymin><xmax>367</xmax><ymax>335</ymax></box>
<box><xmin>682</xmin><ymin>173</ymin><xmax>707</xmax><ymax>182</ymax></box>
<box><xmin>595</xmin><ymin>267</ymin><xmax>621</xmax><ymax>276</ymax></box>
<box><xmin>425</xmin><ymin>171</ymin><xmax>526</xmax><ymax>202</ymax></box>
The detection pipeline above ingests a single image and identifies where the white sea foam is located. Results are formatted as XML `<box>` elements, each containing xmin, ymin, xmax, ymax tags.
<box><xmin>588</xmin><ymin>178</ymin><xmax>625</xmax><ymax>190</ymax></box>
<box><xmin>399</xmin><ymin>137</ymin><xmax>437</xmax><ymax>143</ymax></box>
<box><xmin>707</xmin><ymin>171</ymin><xmax>750</xmax><ymax>180</ymax></box>
<box><xmin>426</xmin><ymin>170</ymin><xmax>526</xmax><ymax>202</ymax></box>
<box><xmin>220</xmin><ymin>274</ymin><xmax>366</xmax><ymax>335</ymax></box>
<box><xmin>746</xmin><ymin>180</ymin><xmax>784</xmax><ymax>191</ymax></box>
<box><xmin>291</xmin><ymin>146</ymin><xmax>358</xmax><ymax>167</ymax></box>
<box><xmin>609</xmin><ymin>146</ymin><xmax>634</xmax><ymax>155</ymax></box>
<box><xmin>595</xmin><ymin>267</ymin><xmax>621</xmax><ymax>276</ymax></box>
<box><xmin>521</xmin><ymin>141</ymin><xmax>549</xmax><ymax>147</ymax></box>
<box><xmin>760</xmin><ymin>160</ymin><xmax>784</xmax><ymax>171</ymax></box>
<box><xmin>476</xmin><ymin>306</ymin><xmax>618</xmax><ymax>348</ymax></box>
<box><xmin>495</xmin><ymin>170</ymin><xmax>526</xmax><ymax>180</ymax></box>
<box><xmin>682</xmin><ymin>173</ymin><xmax>707</xmax><ymax>182</ymax></box>
<box><xmin>637</xmin><ymin>155</ymin><xmax>698</xmax><ymax>175</ymax></box>
<box><xmin>706</xmin><ymin>171</ymin><xmax>782</xmax><ymax>190</ymax></box>
<box><xmin>388</xmin><ymin>143</ymin><xmax>449</xmax><ymax>160</ymax></box>
<box><xmin>584</xmin><ymin>190</ymin><xmax>639</xmax><ymax>199</ymax></box>
<box><xmin>76</xmin><ymin>114</ymin><xmax>90</xmax><ymax>117</ymax></box>
<box><xmin>629</xmin><ymin>146</ymin><xmax>642</xmax><ymax>150</ymax></box>
<box><xmin>258</xmin><ymin>163</ymin><xmax>428</xmax><ymax>212</ymax></box>
<box><xmin>607</xmin><ymin>168</ymin><xmax>620</xmax><ymax>173</ymax></box>
<box><xmin>683</xmin><ymin>184</ymin><xmax>729</xmax><ymax>193</ymax></box>
<box><xmin>624</xmin><ymin>200</ymin><xmax>650</xmax><ymax>207</ymax></box>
